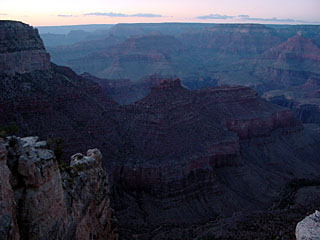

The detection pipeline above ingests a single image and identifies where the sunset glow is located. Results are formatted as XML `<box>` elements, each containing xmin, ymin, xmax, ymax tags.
<box><xmin>1</xmin><ymin>0</ymin><xmax>319</xmax><ymax>26</ymax></box>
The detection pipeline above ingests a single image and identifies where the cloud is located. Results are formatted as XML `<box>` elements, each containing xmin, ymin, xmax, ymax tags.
<box><xmin>238</xmin><ymin>15</ymin><xmax>295</xmax><ymax>22</ymax></box>
<box><xmin>57</xmin><ymin>14</ymin><xmax>74</xmax><ymax>17</ymax></box>
<box><xmin>85</xmin><ymin>12</ymin><xmax>127</xmax><ymax>17</ymax></box>
<box><xmin>131</xmin><ymin>13</ymin><xmax>163</xmax><ymax>18</ymax></box>
<box><xmin>194</xmin><ymin>13</ymin><xmax>319</xmax><ymax>24</ymax></box>
<box><xmin>238</xmin><ymin>15</ymin><xmax>249</xmax><ymax>18</ymax></box>
<box><xmin>196</xmin><ymin>14</ymin><xmax>234</xmax><ymax>20</ymax></box>
<box><xmin>84</xmin><ymin>12</ymin><xmax>163</xmax><ymax>18</ymax></box>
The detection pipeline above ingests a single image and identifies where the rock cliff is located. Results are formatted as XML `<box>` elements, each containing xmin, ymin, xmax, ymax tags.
<box><xmin>0</xmin><ymin>136</ymin><xmax>117</xmax><ymax>240</ymax></box>
<box><xmin>0</xmin><ymin>20</ymin><xmax>122</xmax><ymax>163</ymax></box>
<box><xmin>0</xmin><ymin>21</ymin><xmax>50</xmax><ymax>75</ymax></box>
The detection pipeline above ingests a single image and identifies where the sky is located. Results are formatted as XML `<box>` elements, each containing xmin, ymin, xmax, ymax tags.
<box><xmin>0</xmin><ymin>0</ymin><xmax>319</xmax><ymax>26</ymax></box>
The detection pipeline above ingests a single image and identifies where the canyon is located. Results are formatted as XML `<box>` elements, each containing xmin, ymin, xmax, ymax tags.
<box><xmin>111</xmin><ymin>78</ymin><xmax>320</xmax><ymax>239</ymax></box>
<box><xmin>1</xmin><ymin>20</ymin><xmax>320</xmax><ymax>239</ymax></box>
<box><xmin>45</xmin><ymin>23</ymin><xmax>320</xmax><ymax>125</ymax></box>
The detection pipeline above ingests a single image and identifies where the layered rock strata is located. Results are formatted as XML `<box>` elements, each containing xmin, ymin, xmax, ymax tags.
<box><xmin>111</xmin><ymin>79</ymin><xmax>320</xmax><ymax>238</ymax></box>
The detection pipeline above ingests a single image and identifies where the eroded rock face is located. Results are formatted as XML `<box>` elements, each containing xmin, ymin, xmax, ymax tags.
<box><xmin>5</xmin><ymin>136</ymin><xmax>67</xmax><ymax>240</ymax></box>
<box><xmin>0</xmin><ymin>21</ymin><xmax>50</xmax><ymax>75</ymax></box>
<box><xmin>62</xmin><ymin>149</ymin><xmax>118</xmax><ymax>240</ymax></box>
<box><xmin>0</xmin><ymin>136</ymin><xmax>117</xmax><ymax>240</ymax></box>
<box><xmin>296</xmin><ymin>210</ymin><xmax>320</xmax><ymax>240</ymax></box>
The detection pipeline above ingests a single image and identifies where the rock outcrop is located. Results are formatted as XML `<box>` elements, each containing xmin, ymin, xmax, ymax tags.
<box><xmin>0</xmin><ymin>136</ymin><xmax>117</xmax><ymax>240</ymax></box>
<box><xmin>296</xmin><ymin>210</ymin><xmax>320</xmax><ymax>240</ymax></box>
<box><xmin>0</xmin><ymin>21</ymin><xmax>50</xmax><ymax>75</ymax></box>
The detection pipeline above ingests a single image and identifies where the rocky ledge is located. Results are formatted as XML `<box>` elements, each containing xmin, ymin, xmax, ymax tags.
<box><xmin>0</xmin><ymin>136</ymin><xmax>118</xmax><ymax>240</ymax></box>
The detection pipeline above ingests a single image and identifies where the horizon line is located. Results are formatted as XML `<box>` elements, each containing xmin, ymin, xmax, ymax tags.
<box><xmin>34</xmin><ymin>21</ymin><xmax>320</xmax><ymax>27</ymax></box>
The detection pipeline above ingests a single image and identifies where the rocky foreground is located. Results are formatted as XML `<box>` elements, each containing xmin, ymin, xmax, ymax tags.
<box><xmin>0</xmin><ymin>136</ymin><xmax>118</xmax><ymax>239</ymax></box>
<box><xmin>296</xmin><ymin>210</ymin><xmax>320</xmax><ymax>240</ymax></box>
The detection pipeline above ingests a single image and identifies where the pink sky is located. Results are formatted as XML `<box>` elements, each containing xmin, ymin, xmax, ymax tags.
<box><xmin>1</xmin><ymin>0</ymin><xmax>319</xmax><ymax>26</ymax></box>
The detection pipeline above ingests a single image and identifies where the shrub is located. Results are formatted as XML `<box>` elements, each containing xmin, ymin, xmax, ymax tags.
<box><xmin>0</xmin><ymin>122</ymin><xmax>19</xmax><ymax>137</ymax></box>
<box><xmin>47</xmin><ymin>137</ymin><xmax>64</xmax><ymax>165</ymax></box>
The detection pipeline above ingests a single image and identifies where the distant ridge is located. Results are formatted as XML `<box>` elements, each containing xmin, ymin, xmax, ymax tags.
<box><xmin>37</xmin><ymin>24</ymin><xmax>114</xmax><ymax>34</ymax></box>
